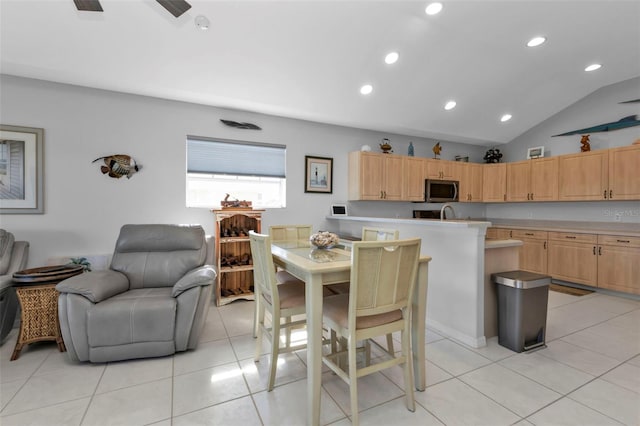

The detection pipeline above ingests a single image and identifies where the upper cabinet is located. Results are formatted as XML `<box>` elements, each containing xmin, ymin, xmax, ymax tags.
<box><xmin>426</xmin><ymin>159</ymin><xmax>457</xmax><ymax>180</ymax></box>
<box><xmin>348</xmin><ymin>151</ymin><xmax>403</xmax><ymax>201</ymax></box>
<box><xmin>506</xmin><ymin>157</ymin><xmax>558</xmax><ymax>202</ymax></box>
<box><xmin>608</xmin><ymin>145</ymin><xmax>640</xmax><ymax>200</ymax></box>
<box><xmin>558</xmin><ymin>150</ymin><xmax>608</xmax><ymax>201</ymax></box>
<box><xmin>459</xmin><ymin>162</ymin><xmax>483</xmax><ymax>202</ymax></box>
<box><xmin>482</xmin><ymin>163</ymin><xmax>506</xmax><ymax>202</ymax></box>
<box><xmin>403</xmin><ymin>157</ymin><xmax>427</xmax><ymax>201</ymax></box>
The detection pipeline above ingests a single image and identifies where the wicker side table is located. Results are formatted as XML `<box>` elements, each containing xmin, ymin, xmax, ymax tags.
<box><xmin>11</xmin><ymin>265</ymin><xmax>84</xmax><ymax>361</ymax></box>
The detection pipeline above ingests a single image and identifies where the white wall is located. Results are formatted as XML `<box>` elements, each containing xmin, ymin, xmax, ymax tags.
<box><xmin>0</xmin><ymin>75</ymin><xmax>486</xmax><ymax>267</ymax></box>
<box><xmin>487</xmin><ymin>77</ymin><xmax>640</xmax><ymax>224</ymax></box>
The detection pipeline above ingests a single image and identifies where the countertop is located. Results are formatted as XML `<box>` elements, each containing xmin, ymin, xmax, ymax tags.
<box><xmin>326</xmin><ymin>215</ymin><xmax>491</xmax><ymax>228</ymax></box>
<box><xmin>485</xmin><ymin>239</ymin><xmax>523</xmax><ymax>249</ymax></box>
<box><xmin>486</xmin><ymin>218</ymin><xmax>640</xmax><ymax>237</ymax></box>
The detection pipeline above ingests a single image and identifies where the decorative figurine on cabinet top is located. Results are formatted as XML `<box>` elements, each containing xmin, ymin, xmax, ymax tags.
<box><xmin>483</xmin><ymin>148</ymin><xmax>503</xmax><ymax>163</ymax></box>
<box><xmin>580</xmin><ymin>135</ymin><xmax>591</xmax><ymax>152</ymax></box>
<box><xmin>408</xmin><ymin>142</ymin><xmax>415</xmax><ymax>156</ymax></box>
<box><xmin>432</xmin><ymin>142</ymin><xmax>442</xmax><ymax>159</ymax></box>
<box><xmin>380</xmin><ymin>138</ymin><xmax>393</xmax><ymax>154</ymax></box>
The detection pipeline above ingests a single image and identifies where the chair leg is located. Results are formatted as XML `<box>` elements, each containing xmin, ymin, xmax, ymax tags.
<box><xmin>401</xmin><ymin>326</ymin><xmax>415</xmax><ymax>412</ymax></box>
<box><xmin>267</xmin><ymin>313</ymin><xmax>281</xmax><ymax>391</ymax></box>
<box><xmin>254</xmin><ymin>300</ymin><xmax>266</xmax><ymax>362</ymax></box>
<box><xmin>386</xmin><ymin>333</ymin><xmax>395</xmax><ymax>354</ymax></box>
<box><xmin>348</xmin><ymin>337</ymin><xmax>360</xmax><ymax>426</ymax></box>
<box><xmin>285</xmin><ymin>315</ymin><xmax>292</xmax><ymax>348</ymax></box>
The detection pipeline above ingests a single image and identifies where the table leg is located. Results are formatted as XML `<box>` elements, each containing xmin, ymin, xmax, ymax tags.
<box><xmin>306</xmin><ymin>273</ymin><xmax>323</xmax><ymax>426</ymax></box>
<box><xmin>412</xmin><ymin>261</ymin><xmax>429</xmax><ymax>391</ymax></box>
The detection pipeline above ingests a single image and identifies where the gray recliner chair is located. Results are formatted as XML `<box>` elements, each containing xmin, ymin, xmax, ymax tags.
<box><xmin>57</xmin><ymin>224</ymin><xmax>215</xmax><ymax>363</ymax></box>
<box><xmin>0</xmin><ymin>229</ymin><xmax>29</xmax><ymax>345</ymax></box>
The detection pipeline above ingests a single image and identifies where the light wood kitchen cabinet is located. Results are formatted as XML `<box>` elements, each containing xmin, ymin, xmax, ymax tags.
<box><xmin>506</xmin><ymin>158</ymin><xmax>558</xmax><ymax>202</ymax></box>
<box><xmin>597</xmin><ymin>234</ymin><xmax>640</xmax><ymax>295</ymax></box>
<box><xmin>426</xmin><ymin>159</ymin><xmax>457</xmax><ymax>180</ymax></box>
<box><xmin>486</xmin><ymin>227</ymin><xmax>514</xmax><ymax>240</ymax></box>
<box><xmin>403</xmin><ymin>156</ymin><xmax>427</xmax><ymax>201</ymax></box>
<box><xmin>511</xmin><ymin>229</ymin><xmax>548</xmax><ymax>274</ymax></box>
<box><xmin>482</xmin><ymin>163</ymin><xmax>506</xmax><ymax>202</ymax></box>
<box><xmin>608</xmin><ymin>144</ymin><xmax>640</xmax><ymax>200</ymax></box>
<box><xmin>547</xmin><ymin>232</ymin><xmax>598</xmax><ymax>286</ymax></box>
<box><xmin>558</xmin><ymin>150</ymin><xmax>608</xmax><ymax>201</ymax></box>
<box><xmin>459</xmin><ymin>162</ymin><xmax>483</xmax><ymax>202</ymax></box>
<box><xmin>348</xmin><ymin>151</ymin><xmax>403</xmax><ymax>200</ymax></box>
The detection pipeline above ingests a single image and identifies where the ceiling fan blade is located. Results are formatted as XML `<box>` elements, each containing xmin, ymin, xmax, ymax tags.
<box><xmin>73</xmin><ymin>0</ymin><xmax>103</xmax><ymax>12</ymax></box>
<box><xmin>156</xmin><ymin>0</ymin><xmax>191</xmax><ymax>18</ymax></box>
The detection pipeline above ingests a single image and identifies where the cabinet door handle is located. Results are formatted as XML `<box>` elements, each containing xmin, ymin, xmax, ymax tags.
<box><xmin>530</xmin><ymin>193</ymin><xmax>533</xmax><ymax>200</ymax></box>
<box><xmin>509</xmin><ymin>231</ymin><xmax>513</xmax><ymax>238</ymax></box>
<box><xmin>593</xmin><ymin>246</ymin><xmax>596</xmax><ymax>255</ymax></box>
<box><xmin>604</xmin><ymin>190</ymin><xmax>607</xmax><ymax>199</ymax></box>
<box><xmin>380</xmin><ymin>191</ymin><xmax>384</xmax><ymax>199</ymax></box>
<box><xmin>617</xmin><ymin>239</ymin><xmax>630</xmax><ymax>243</ymax></box>
<box><xmin>598</xmin><ymin>246</ymin><xmax>602</xmax><ymax>255</ymax></box>
<box><xmin>609</xmin><ymin>190</ymin><xmax>613</xmax><ymax>199</ymax></box>
<box><xmin>503</xmin><ymin>194</ymin><xmax>506</xmax><ymax>201</ymax></box>
<box><xmin>525</xmin><ymin>233</ymin><xmax>534</xmax><ymax>236</ymax></box>
<box><xmin>544</xmin><ymin>241</ymin><xmax>547</xmax><ymax>249</ymax></box>
<box><xmin>565</xmin><ymin>236</ymin><xmax>576</xmax><ymax>239</ymax></box>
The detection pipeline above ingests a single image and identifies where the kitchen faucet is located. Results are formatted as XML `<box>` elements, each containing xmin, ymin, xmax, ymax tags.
<box><xmin>440</xmin><ymin>203</ymin><xmax>456</xmax><ymax>221</ymax></box>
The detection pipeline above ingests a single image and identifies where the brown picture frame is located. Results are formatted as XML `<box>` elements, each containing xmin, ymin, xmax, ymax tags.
<box><xmin>304</xmin><ymin>156</ymin><xmax>333</xmax><ymax>193</ymax></box>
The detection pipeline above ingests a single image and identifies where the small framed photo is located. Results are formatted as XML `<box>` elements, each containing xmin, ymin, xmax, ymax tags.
<box><xmin>305</xmin><ymin>156</ymin><xmax>333</xmax><ymax>193</ymax></box>
<box><xmin>527</xmin><ymin>146</ymin><xmax>545</xmax><ymax>159</ymax></box>
<box><xmin>331</xmin><ymin>204</ymin><xmax>348</xmax><ymax>216</ymax></box>
<box><xmin>0</xmin><ymin>125</ymin><xmax>44</xmax><ymax>214</ymax></box>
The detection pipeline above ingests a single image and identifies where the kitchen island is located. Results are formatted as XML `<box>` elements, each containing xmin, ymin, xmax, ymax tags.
<box><xmin>327</xmin><ymin>216</ymin><xmax>520</xmax><ymax>348</ymax></box>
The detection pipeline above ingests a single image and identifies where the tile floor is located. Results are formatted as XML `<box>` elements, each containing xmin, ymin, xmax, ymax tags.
<box><xmin>1</xmin><ymin>290</ymin><xmax>639</xmax><ymax>425</ymax></box>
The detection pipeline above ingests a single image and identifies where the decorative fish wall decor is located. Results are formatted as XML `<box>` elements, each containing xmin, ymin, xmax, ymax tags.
<box><xmin>553</xmin><ymin>115</ymin><xmax>640</xmax><ymax>136</ymax></box>
<box><xmin>220</xmin><ymin>119</ymin><xmax>262</xmax><ymax>130</ymax></box>
<box><xmin>92</xmin><ymin>154</ymin><xmax>142</xmax><ymax>179</ymax></box>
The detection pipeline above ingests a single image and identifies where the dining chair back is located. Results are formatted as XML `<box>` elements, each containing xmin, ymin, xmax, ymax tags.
<box><xmin>361</xmin><ymin>227</ymin><xmax>399</xmax><ymax>242</ymax></box>
<box><xmin>322</xmin><ymin>238</ymin><xmax>421</xmax><ymax>425</ymax></box>
<box><xmin>249</xmin><ymin>231</ymin><xmax>307</xmax><ymax>391</ymax></box>
<box><xmin>269</xmin><ymin>225</ymin><xmax>313</xmax><ymax>242</ymax></box>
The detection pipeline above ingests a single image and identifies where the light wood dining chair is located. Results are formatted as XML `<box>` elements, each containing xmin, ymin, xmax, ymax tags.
<box><xmin>269</xmin><ymin>224</ymin><xmax>313</xmax><ymax>242</ymax></box>
<box><xmin>250</xmin><ymin>231</ymin><xmax>308</xmax><ymax>391</ymax></box>
<box><xmin>321</xmin><ymin>238</ymin><xmax>421</xmax><ymax>425</ymax></box>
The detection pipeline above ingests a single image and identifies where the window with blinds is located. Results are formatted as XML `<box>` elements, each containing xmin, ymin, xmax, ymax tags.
<box><xmin>186</xmin><ymin>137</ymin><xmax>287</xmax><ymax>208</ymax></box>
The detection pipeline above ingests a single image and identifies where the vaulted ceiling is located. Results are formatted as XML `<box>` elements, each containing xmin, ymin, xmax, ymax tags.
<box><xmin>1</xmin><ymin>0</ymin><xmax>639</xmax><ymax>145</ymax></box>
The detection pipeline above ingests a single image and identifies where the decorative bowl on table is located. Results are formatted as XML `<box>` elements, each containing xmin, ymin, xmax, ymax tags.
<box><xmin>309</xmin><ymin>231</ymin><xmax>340</xmax><ymax>249</ymax></box>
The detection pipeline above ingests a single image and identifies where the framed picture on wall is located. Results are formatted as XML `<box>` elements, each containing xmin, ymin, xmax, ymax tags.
<box><xmin>527</xmin><ymin>146</ymin><xmax>544</xmax><ymax>159</ymax></box>
<box><xmin>304</xmin><ymin>156</ymin><xmax>333</xmax><ymax>193</ymax></box>
<box><xmin>0</xmin><ymin>125</ymin><xmax>44</xmax><ymax>214</ymax></box>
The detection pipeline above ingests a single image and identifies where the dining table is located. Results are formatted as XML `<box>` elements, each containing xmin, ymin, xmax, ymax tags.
<box><xmin>270</xmin><ymin>240</ymin><xmax>432</xmax><ymax>426</ymax></box>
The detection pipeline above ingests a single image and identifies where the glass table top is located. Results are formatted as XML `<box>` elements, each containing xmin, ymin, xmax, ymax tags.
<box><xmin>272</xmin><ymin>241</ymin><xmax>351</xmax><ymax>263</ymax></box>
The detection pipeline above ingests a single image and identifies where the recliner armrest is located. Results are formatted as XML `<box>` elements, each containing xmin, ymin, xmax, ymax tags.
<box><xmin>56</xmin><ymin>270</ymin><xmax>129</xmax><ymax>303</ymax></box>
<box><xmin>172</xmin><ymin>265</ymin><xmax>216</xmax><ymax>297</ymax></box>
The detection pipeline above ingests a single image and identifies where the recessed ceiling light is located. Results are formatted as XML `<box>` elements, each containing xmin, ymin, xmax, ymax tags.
<box><xmin>385</xmin><ymin>52</ymin><xmax>399</xmax><ymax>65</ymax></box>
<box><xmin>501</xmin><ymin>114</ymin><xmax>512</xmax><ymax>122</ymax></box>
<box><xmin>585</xmin><ymin>63</ymin><xmax>602</xmax><ymax>72</ymax></box>
<box><xmin>360</xmin><ymin>84</ymin><xmax>373</xmax><ymax>95</ymax></box>
<box><xmin>526</xmin><ymin>36</ymin><xmax>546</xmax><ymax>47</ymax></box>
<box><xmin>444</xmin><ymin>101</ymin><xmax>457</xmax><ymax>110</ymax></box>
<box><xmin>195</xmin><ymin>15</ymin><xmax>210</xmax><ymax>30</ymax></box>
<box><xmin>425</xmin><ymin>2</ymin><xmax>443</xmax><ymax>15</ymax></box>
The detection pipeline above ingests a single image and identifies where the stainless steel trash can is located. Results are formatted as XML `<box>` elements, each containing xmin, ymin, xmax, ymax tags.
<box><xmin>492</xmin><ymin>270</ymin><xmax>551</xmax><ymax>353</ymax></box>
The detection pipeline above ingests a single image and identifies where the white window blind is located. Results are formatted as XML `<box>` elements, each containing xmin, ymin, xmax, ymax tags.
<box><xmin>187</xmin><ymin>137</ymin><xmax>285</xmax><ymax>178</ymax></box>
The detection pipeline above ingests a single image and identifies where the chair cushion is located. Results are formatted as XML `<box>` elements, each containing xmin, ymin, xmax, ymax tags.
<box><xmin>261</xmin><ymin>281</ymin><xmax>305</xmax><ymax>310</ymax></box>
<box><xmin>87</xmin><ymin>288</ymin><xmax>175</xmax><ymax>347</ymax></box>
<box><xmin>323</xmin><ymin>294</ymin><xmax>402</xmax><ymax>330</ymax></box>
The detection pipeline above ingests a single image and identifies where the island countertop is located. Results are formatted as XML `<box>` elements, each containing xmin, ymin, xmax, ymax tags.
<box><xmin>326</xmin><ymin>215</ymin><xmax>491</xmax><ymax>228</ymax></box>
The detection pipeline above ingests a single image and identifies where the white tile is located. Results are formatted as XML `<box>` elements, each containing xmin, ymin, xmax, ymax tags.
<box><xmin>527</xmin><ymin>397</ymin><xmax>622</xmax><ymax>426</ymax></box>
<box><xmin>95</xmin><ymin>356</ymin><xmax>173</xmax><ymax>394</ymax></box>
<box><xmin>239</xmin><ymin>352</ymin><xmax>308</xmax><ymax>393</ymax></box>
<box><xmin>33</xmin><ymin>350</ymin><xmax>104</xmax><ymax>377</ymax></box>
<box><xmin>628</xmin><ymin>354</ymin><xmax>640</xmax><ymax>367</ymax></box>
<box><xmin>381</xmin><ymin>360</ymin><xmax>452</xmax><ymax>390</ymax></box>
<box><xmin>2</xmin><ymin>364</ymin><xmax>103</xmax><ymax>415</ymax></box>
<box><xmin>548</xmin><ymin>290</ymin><xmax>582</xmax><ymax>308</ymax></box>
<box><xmin>601</xmin><ymin>362</ymin><xmax>640</xmax><ymax>394</ymax></box>
<box><xmin>356</xmin><ymin>397</ymin><xmax>443</xmax><ymax>425</ymax></box>
<box><xmin>537</xmin><ymin>340</ymin><xmax>621</xmax><ymax>376</ymax></box>
<box><xmin>253</xmin><ymin>378</ymin><xmax>345</xmax><ymax>425</ymax></box>
<box><xmin>561</xmin><ymin>329</ymin><xmax>640</xmax><ymax>361</ymax></box>
<box><xmin>218</xmin><ymin>300</ymin><xmax>255</xmax><ymax>337</ymax></box>
<box><xmin>0</xmin><ymin>344</ymin><xmax>50</xmax><ymax>383</ymax></box>
<box><xmin>499</xmin><ymin>352</ymin><xmax>594</xmax><ymax>395</ymax></box>
<box><xmin>322</xmin><ymin>370</ymin><xmax>404</xmax><ymax>416</ymax></box>
<box><xmin>569</xmin><ymin>378</ymin><xmax>640</xmax><ymax>426</ymax></box>
<box><xmin>0</xmin><ymin>397</ymin><xmax>89</xmax><ymax>426</ymax></box>
<box><xmin>425</xmin><ymin>339</ymin><xmax>492</xmax><ymax>376</ymax></box>
<box><xmin>172</xmin><ymin>362</ymin><xmax>249</xmax><ymax>416</ymax></box>
<box><xmin>425</xmin><ymin>328</ymin><xmax>445</xmax><ymax>344</ymax></box>
<box><xmin>198</xmin><ymin>307</ymin><xmax>229</xmax><ymax>343</ymax></box>
<box><xmin>459</xmin><ymin>363</ymin><xmax>561</xmax><ymax>417</ymax></box>
<box><xmin>172</xmin><ymin>395</ymin><xmax>262</xmax><ymax>426</ymax></box>
<box><xmin>572</xmin><ymin>294</ymin><xmax>640</xmax><ymax>315</ymax></box>
<box><xmin>173</xmin><ymin>338</ymin><xmax>237</xmax><ymax>376</ymax></box>
<box><xmin>229</xmin><ymin>332</ymin><xmax>271</xmax><ymax>361</ymax></box>
<box><xmin>467</xmin><ymin>336</ymin><xmax>518</xmax><ymax>362</ymax></box>
<box><xmin>0</xmin><ymin>378</ymin><xmax>25</xmax><ymax>411</ymax></box>
<box><xmin>415</xmin><ymin>378</ymin><xmax>521</xmax><ymax>425</ymax></box>
<box><xmin>83</xmin><ymin>378</ymin><xmax>172</xmax><ymax>426</ymax></box>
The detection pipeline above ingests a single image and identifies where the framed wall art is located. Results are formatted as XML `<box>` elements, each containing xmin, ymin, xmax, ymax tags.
<box><xmin>527</xmin><ymin>146</ymin><xmax>545</xmax><ymax>159</ymax></box>
<box><xmin>304</xmin><ymin>156</ymin><xmax>333</xmax><ymax>193</ymax></box>
<box><xmin>0</xmin><ymin>125</ymin><xmax>44</xmax><ymax>214</ymax></box>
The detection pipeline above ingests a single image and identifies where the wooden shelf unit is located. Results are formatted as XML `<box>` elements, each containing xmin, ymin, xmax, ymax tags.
<box><xmin>212</xmin><ymin>209</ymin><xmax>264</xmax><ymax>306</ymax></box>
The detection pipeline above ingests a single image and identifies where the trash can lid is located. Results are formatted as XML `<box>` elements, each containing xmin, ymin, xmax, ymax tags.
<box><xmin>492</xmin><ymin>270</ymin><xmax>551</xmax><ymax>289</ymax></box>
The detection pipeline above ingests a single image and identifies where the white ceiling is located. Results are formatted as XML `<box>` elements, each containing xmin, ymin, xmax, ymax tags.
<box><xmin>1</xmin><ymin>0</ymin><xmax>639</xmax><ymax>145</ymax></box>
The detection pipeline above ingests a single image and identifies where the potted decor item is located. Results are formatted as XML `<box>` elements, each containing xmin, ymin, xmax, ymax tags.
<box><xmin>309</xmin><ymin>231</ymin><xmax>340</xmax><ymax>249</ymax></box>
<box><xmin>483</xmin><ymin>148</ymin><xmax>503</xmax><ymax>163</ymax></box>
<box><xmin>379</xmin><ymin>138</ymin><xmax>393</xmax><ymax>154</ymax></box>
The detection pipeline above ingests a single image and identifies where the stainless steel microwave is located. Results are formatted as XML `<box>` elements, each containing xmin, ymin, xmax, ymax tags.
<box><xmin>425</xmin><ymin>179</ymin><xmax>459</xmax><ymax>202</ymax></box>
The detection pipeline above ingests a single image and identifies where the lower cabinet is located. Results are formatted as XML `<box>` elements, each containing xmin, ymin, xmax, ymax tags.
<box><xmin>547</xmin><ymin>232</ymin><xmax>598</xmax><ymax>286</ymax></box>
<box><xmin>512</xmin><ymin>230</ymin><xmax>548</xmax><ymax>275</ymax></box>
<box><xmin>597</xmin><ymin>235</ymin><xmax>640</xmax><ymax>295</ymax></box>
